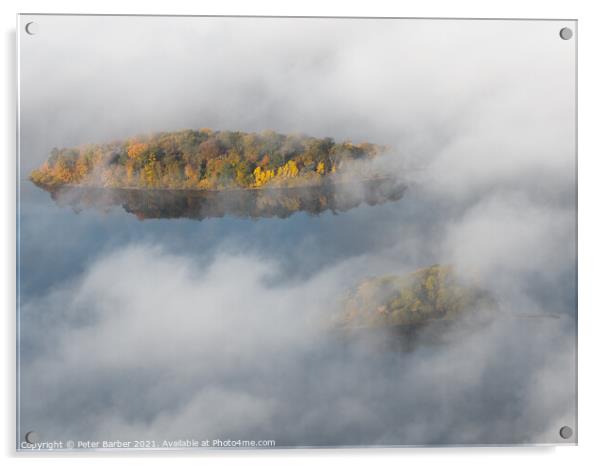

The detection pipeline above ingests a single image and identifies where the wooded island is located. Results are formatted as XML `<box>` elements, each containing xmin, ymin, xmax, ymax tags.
<box><xmin>30</xmin><ymin>129</ymin><xmax>389</xmax><ymax>190</ymax></box>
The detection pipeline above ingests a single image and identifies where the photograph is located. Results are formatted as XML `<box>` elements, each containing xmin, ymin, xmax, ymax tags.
<box><xmin>16</xmin><ymin>14</ymin><xmax>577</xmax><ymax>450</ymax></box>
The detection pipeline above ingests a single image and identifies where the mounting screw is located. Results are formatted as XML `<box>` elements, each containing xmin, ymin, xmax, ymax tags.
<box><xmin>24</xmin><ymin>431</ymin><xmax>40</xmax><ymax>444</ymax></box>
<box><xmin>559</xmin><ymin>27</ymin><xmax>573</xmax><ymax>40</ymax></box>
<box><xmin>559</xmin><ymin>425</ymin><xmax>573</xmax><ymax>439</ymax></box>
<box><xmin>25</xmin><ymin>22</ymin><xmax>39</xmax><ymax>35</ymax></box>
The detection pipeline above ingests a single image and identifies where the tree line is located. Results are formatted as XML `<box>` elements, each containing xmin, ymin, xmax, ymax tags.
<box><xmin>30</xmin><ymin>128</ymin><xmax>387</xmax><ymax>190</ymax></box>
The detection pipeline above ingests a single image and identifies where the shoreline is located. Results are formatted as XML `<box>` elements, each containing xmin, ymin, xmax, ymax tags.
<box><xmin>31</xmin><ymin>175</ymin><xmax>400</xmax><ymax>194</ymax></box>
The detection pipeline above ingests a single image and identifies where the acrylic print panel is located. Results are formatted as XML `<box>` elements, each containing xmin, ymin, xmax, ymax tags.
<box><xmin>17</xmin><ymin>15</ymin><xmax>577</xmax><ymax>450</ymax></box>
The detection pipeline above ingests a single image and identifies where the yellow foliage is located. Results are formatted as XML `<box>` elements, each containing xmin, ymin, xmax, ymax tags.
<box><xmin>143</xmin><ymin>154</ymin><xmax>158</xmax><ymax>187</ymax></box>
<box><xmin>316</xmin><ymin>161</ymin><xmax>325</xmax><ymax>175</ymax></box>
<box><xmin>52</xmin><ymin>159</ymin><xmax>74</xmax><ymax>184</ymax></box>
<box><xmin>253</xmin><ymin>166</ymin><xmax>275</xmax><ymax>187</ymax></box>
<box><xmin>276</xmin><ymin>160</ymin><xmax>299</xmax><ymax>178</ymax></box>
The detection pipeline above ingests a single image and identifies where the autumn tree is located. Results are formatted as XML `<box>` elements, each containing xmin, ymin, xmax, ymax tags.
<box><xmin>127</xmin><ymin>142</ymin><xmax>149</xmax><ymax>162</ymax></box>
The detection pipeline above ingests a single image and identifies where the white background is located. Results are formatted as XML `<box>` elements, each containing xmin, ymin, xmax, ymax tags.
<box><xmin>1</xmin><ymin>0</ymin><xmax>600</xmax><ymax>464</ymax></box>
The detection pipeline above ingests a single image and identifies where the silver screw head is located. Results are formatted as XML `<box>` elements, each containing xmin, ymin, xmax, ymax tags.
<box><xmin>559</xmin><ymin>425</ymin><xmax>573</xmax><ymax>439</ymax></box>
<box><xmin>559</xmin><ymin>27</ymin><xmax>573</xmax><ymax>40</ymax></box>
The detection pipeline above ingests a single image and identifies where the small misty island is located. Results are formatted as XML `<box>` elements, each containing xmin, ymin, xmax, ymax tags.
<box><xmin>334</xmin><ymin>265</ymin><xmax>498</xmax><ymax>347</ymax></box>
<box><xmin>30</xmin><ymin>128</ymin><xmax>405</xmax><ymax>220</ymax></box>
<box><xmin>339</xmin><ymin>265</ymin><xmax>495</xmax><ymax>329</ymax></box>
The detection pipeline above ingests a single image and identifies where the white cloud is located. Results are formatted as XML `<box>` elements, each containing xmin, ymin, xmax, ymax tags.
<box><xmin>20</xmin><ymin>244</ymin><xmax>576</xmax><ymax>445</ymax></box>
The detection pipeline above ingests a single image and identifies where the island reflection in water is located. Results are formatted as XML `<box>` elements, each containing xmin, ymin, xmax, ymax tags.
<box><xmin>35</xmin><ymin>177</ymin><xmax>406</xmax><ymax>221</ymax></box>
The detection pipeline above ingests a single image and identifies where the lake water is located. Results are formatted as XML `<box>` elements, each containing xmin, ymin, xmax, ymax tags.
<box><xmin>17</xmin><ymin>177</ymin><xmax>577</xmax><ymax>447</ymax></box>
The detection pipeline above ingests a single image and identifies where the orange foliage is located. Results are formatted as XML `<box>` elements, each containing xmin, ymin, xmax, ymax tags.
<box><xmin>127</xmin><ymin>143</ymin><xmax>149</xmax><ymax>161</ymax></box>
